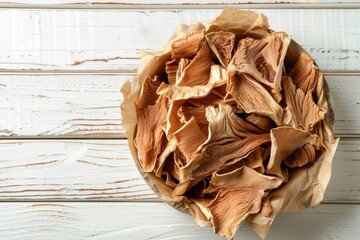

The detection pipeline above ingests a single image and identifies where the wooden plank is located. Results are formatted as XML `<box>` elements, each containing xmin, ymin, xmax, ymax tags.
<box><xmin>0</xmin><ymin>138</ymin><xmax>358</xmax><ymax>202</ymax></box>
<box><xmin>0</xmin><ymin>9</ymin><xmax>359</xmax><ymax>71</ymax></box>
<box><xmin>0</xmin><ymin>0</ymin><xmax>351</xmax><ymax>4</ymax></box>
<box><xmin>0</xmin><ymin>202</ymin><xmax>358</xmax><ymax>240</ymax></box>
<box><xmin>0</xmin><ymin>74</ymin><xmax>125</xmax><ymax>137</ymax></box>
<box><xmin>0</xmin><ymin>74</ymin><xmax>359</xmax><ymax>138</ymax></box>
<box><xmin>0</xmin><ymin>139</ymin><xmax>157</xmax><ymax>201</ymax></box>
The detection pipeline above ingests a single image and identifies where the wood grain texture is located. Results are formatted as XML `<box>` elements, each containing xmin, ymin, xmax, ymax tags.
<box><xmin>0</xmin><ymin>202</ymin><xmax>358</xmax><ymax>240</ymax></box>
<box><xmin>0</xmin><ymin>0</ymin><xmax>350</xmax><ymax>4</ymax></box>
<box><xmin>0</xmin><ymin>140</ymin><xmax>156</xmax><ymax>201</ymax></box>
<box><xmin>0</xmin><ymin>9</ymin><xmax>359</xmax><ymax>71</ymax></box>
<box><xmin>0</xmin><ymin>74</ymin><xmax>358</xmax><ymax>137</ymax></box>
<box><xmin>0</xmin><ymin>138</ymin><xmax>358</xmax><ymax>202</ymax></box>
<box><xmin>0</xmin><ymin>74</ymin><xmax>125</xmax><ymax>137</ymax></box>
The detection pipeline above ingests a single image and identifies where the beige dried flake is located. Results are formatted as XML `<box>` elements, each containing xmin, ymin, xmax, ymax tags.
<box><xmin>121</xmin><ymin>8</ymin><xmax>339</xmax><ymax>240</ymax></box>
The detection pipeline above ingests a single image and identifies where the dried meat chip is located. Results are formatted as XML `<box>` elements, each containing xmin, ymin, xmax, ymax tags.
<box><xmin>267</xmin><ymin>126</ymin><xmax>326</xmax><ymax>180</ymax></box>
<box><xmin>137</xmin><ymin>75</ymin><xmax>162</xmax><ymax>109</ymax></box>
<box><xmin>134</xmin><ymin>96</ymin><xmax>168</xmax><ymax>172</ymax></box>
<box><xmin>206</xmin><ymin>31</ymin><xmax>235</xmax><ymax>67</ymax></box>
<box><xmin>204</xmin><ymin>166</ymin><xmax>282</xmax><ymax>194</ymax></box>
<box><xmin>207</xmin><ymin>188</ymin><xmax>264</xmax><ymax>239</ymax></box>
<box><xmin>172</xmin><ymin>30</ymin><xmax>205</xmax><ymax>60</ymax></box>
<box><xmin>282</xmin><ymin>76</ymin><xmax>326</xmax><ymax>131</ymax></box>
<box><xmin>228</xmin><ymin>73</ymin><xmax>283</xmax><ymax>126</ymax></box>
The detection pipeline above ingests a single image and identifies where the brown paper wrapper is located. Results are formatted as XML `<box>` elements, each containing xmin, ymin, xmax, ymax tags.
<box><xmin>121</xmin><ymin>8</ymin><xmax>339</xmax><ymax>239</ymax></box>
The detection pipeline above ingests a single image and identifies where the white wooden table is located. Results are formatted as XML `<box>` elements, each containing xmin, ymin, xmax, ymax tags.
<box><xmin>0</xmin><ymin>1</ymin><xmax>359</xmax><ymax>239</ymax></box>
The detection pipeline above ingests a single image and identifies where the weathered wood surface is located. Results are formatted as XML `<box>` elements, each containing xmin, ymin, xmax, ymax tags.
<box><xmin>0</xmin><ymin>74</ymin><xmax>358</xmax><ymax>138</ymax></box>
<box><xmin>0</xmin><ymin>0</ymin><xmax>354</xmax><ymax>6</ymax></box>
<box><xmin>0</xmin><ymin>9</ymin><xmax>359</xmax><ymax>71</ymax></box>
<box><xmin>0</xmin><ymin>138</ymin><xmax>358</xmax><ymax>202</ymax></box>
<box><xmin>0</xmin><ymin>202</ymin><xmax>358</xmax><ymax>240</ymax></box>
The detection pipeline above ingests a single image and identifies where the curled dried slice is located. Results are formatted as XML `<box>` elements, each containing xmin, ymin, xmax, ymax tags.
<box><xmin>246</xmin><ymin>147</ymin><xmax>266</xmax><ymax>173</ymax></box>
<box><xmin>134</xmin><ymin>96</ymin><xmax>167</xmax><ymax>172</ymax></box>
<box><xmin>282</xmin><ymin>76</ymin><xmax>326</xmax><ymax>131</ymax></box>
<box><xmin>183</xmin><ymin>197</ymin><xmax>212</xmax><ymax>227</ymax></box>
<box><xmin>267</xmin><ymin>126</ymin><xmax>326</xmax><ymax>179</ymax></box>
<box><xmin>204</xmin><ymin>166</ymin><xmax>282</xmax><ymax>194</ymax></box>
<box><xmin>228</xmin><ymin>32</ymin><xmax>291</xmax><ymax>101</ymax></box>
<box><xmin>260</xmin><ymin>196</ymin><xmax>272</xmax><ymax>217</ymax></box>
<box><xmin>137</xmin><ymin>75</ymin><xmax>162</xmax><ymax>109</ymax></box>
<box><xmin>157</xmin><ymin>65</ymin><xmax>228</xmax><ymax>101</ymax></box>
<box><xmin>172</xmin><ymin>30</ymin><xmax>205</xmax><ymax>59</ymax></box>
<box><xmin>181</xmin><ymin>133</ymin><xmax>270</xmax><ymax>182</ymax></box>
<box><xmin>177</xmin><ymin>46</ymin><xmax>213</xmax><ymax>87</ymax></box>
<box><xmin>228</xmin><ymin>73</ymin><xmax>283</xmax><ymax>126</ymax></box>
<box><xmin>246</xmin><ymin>113</ymin><xmax>274</xmax><ymax>132</ymax></box>
<box><xmin>173</xmin><ymin>117</ymin><xmax>207</xmax><ymax>164</ymax></box>
<box><xmin>207</xmin><ymin>188</ymin><xmax>264</xmax><ymax>239</ymax></box>
<box><xmin>288</xmin><ymin>52</ymin><xmax>320</xmax><ymax>93</ymax></box>
<box><xmin>165</xmin><ymin>59</ymin><xmax>179</xmax><ymax>85</ymax></box>
<box><xmin>206</xmin><ymin>31</ymin><xmax>235</xmax><ymax>67</ymax></box>
<box><xmin>284</xmin><ymin>143</ymin><xmax>316</xmax><ymax>168</ymax></box>
<box><xmin>154</xmin><ymin>138</ymin><xmax>177</xmax><ymax>176</ymax></box>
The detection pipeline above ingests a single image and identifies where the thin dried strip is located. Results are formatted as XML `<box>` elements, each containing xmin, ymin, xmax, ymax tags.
<box><xmin>260</xmin><ymin>196</ymin><xmax>272</xmax><ymax>217</ymax></box>
<box><xmin>284</xmin><ymin>143</ymin><xmax>316</xmax><ymax>168</ymax></box>
<box><xmin>155</xmin><ymin>138</ymin><xmax>177</xmax><ymax>176</ymax></box>
<box><xmin>228</xmin><ymin>32</ymin><xmax>291</xmax><ymax>102</ymax></box>
<box><xmin>176</xmin><ymin>43</ymin><xmax>213</xmax><ymax>87</ymax></box>
<box><xmin>165</xmin><ymin>59</ymin><xmax>179</xmax><ymax>85</ymax></box>
<box><xmin>246</xmin><ymin>147</ymin><xmax>265</xmax><ymax>173</ymax></box>
<box><xmin>282</xmin><ymin>76</ymin><xmax>326</xmax><ymax>131</ymax></box>
<box><xmin>178</xmin><ymin>106</ymin><xmax>208</xmax><ymax>135</ymax></box>
<box><xmin>246</xmin><ymin>113</ymin><xmax>274</xmax><ymax>132</ymax></box>
<box><xmin>181</xmin><ymin>133</ymin><xmax>270</xmax><ymax>181</ymax></box>
<box><xmin>204</xmin><ymin>166</ymin><xmax>282</xmax><ymax>194</ymax></box>
<box><xmin>134</xmin><ymin>96</ymin><xmax>168</xmax><ymax>172</ymax></box>
<box><xmin>288</xmin><ymin>52</ymin><xmax>319</xmax><ymax>93</ymax></box>
<box><xmin>183</xmin><ymin>197</ymin><xmax>212</xmax><ymax>227</ymax></box>
<box><xmin>228</xmin><ymin>73</ymin><xmax>283</xmax><ymax>126</ymax></box>
<box><xmin>267</xmin><ymin>126</ymin><xmax>326</xmax><ymax>179</ymax></box>
<box><xmin>165</xmin><ymin>100</ymin><xmax>185</xmax><ymax>138</ymax></box>
<box><xmin>206</xmin><ymin>31</ymin><xmax>235</xmax><ymax>67</ymax></box>
<box><xmin>205</xmin><ymin>105</ymin><xmax>265</xmax><ymax>142</ymax></box>
<box><xmin>157</xmin><ymin>65</ymin><xmax>228</xmax><ymax>101</ymax></box>
<box><xmin>173</xmin><ymin>117</ymin><xmax>208</xmax><ymax>163</ymax></box>
<box><xmin>137</xmin><ymin>75</ymin><xmax>162</xmax><ymax>109</ymax></box>
<box><xmin>207</xmin><ymin>188</ymin><xmax>264</xmax><ymax>239</ymax></box>
<box><xmin>172</xmin><ymin>30</ymin><xmax>205</xmax><ymax>59</ymax></box>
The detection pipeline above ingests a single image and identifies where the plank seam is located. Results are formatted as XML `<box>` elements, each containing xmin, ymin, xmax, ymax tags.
<box><xmin>1</xmin><ymin>3</ymin><xmax>360</xmax><ymax>10</ymax></box>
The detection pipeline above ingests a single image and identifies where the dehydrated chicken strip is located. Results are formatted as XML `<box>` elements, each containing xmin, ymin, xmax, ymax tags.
<box><xmin>228</xmin><ymin>73</ymin><xmax>283</xmax><ymax>126</ymax></box>
<box><xmin>137</xmin><ymin>75</ymin><xmax>162</xmax><ymax>109</ymax></box>
<box><xmin>267</xmin><ymin>126</ymin><xmax>326</xmax><ymax>180</ymax></box>
<box><xmin>228</xmin><ymin>32</ymin><xmax>291</xmax><ymax>102</ymax></box>
<box><xmin>282</xmin><ymin>76</ymin><xmax>326</xmax><ymax>131</ymax></box>
<box><xmin>260</xmin><ymin>196</ymin><xmax>272</xmax><ymax>217</ymax></box>
<box><xmin>284</xmin><ymin>143</ymin><xmax>316</xmax><ymax>168</ymax></box>
<box><xmin>173</xmin><ymin>117</ymin><xmax>207</xmax><ymax>163</ymax></box>
<box><xmin>157</xmin><ymin>65</ymin><xmax>228</xmax><ymax>101</ymax></box>
<box><xmin>288</xmin><ymin>52</ymin><xmax>319</xmax><ymax>93</ymax></box>
<box><xmin>134</xmin><ymin>96</ymin><xmax>168</xmax><ymax>172</ymax></box>
<box><xmin>180</xmin><ymin>133</ymin><xmax>270</xmax><ymax>181</ymax></box>
<box><xmin>165</xmin><ymin>59</ymin><xmax>179</xmax><ymax>85</ymax></box>
<box><xmin>172</xmin><ymin>30</ymin><xmax>205</xmax><ymax>60</ymax></box>
<box><xmin>206</xmin><ymin>31</ymin><xmax>235</xmax><ymax>67</ymax></box>
<box><xmin>176</xmin><ymin>43</ymin><xmax>213</xmax><ymax>87</ymax></box>
<box><xmin>204</xmin><ymin>166</ymin><xmax>282</xmax><ymax>194</ymax></box>
<box><xmin>207</xmin><ymin>188</ymin><xmax>264</xmax><ymax>239</ymax></box>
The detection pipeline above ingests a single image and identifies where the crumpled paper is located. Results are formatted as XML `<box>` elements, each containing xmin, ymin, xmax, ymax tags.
<box><xmin>121</xmin><ymin>8</ymin><xmax>339</xmax><ymax>239</ymax></box>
